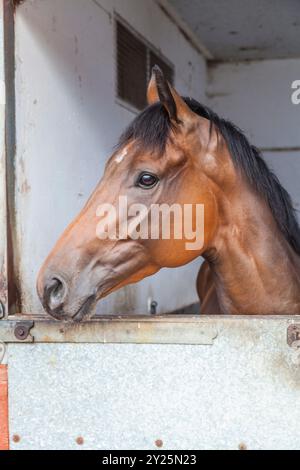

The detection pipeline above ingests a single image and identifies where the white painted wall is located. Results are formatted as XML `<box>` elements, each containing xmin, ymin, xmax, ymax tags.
<box><xmin>207</xmin><ymin>58</ymin><xmax>300</xmax><ymax>216</ymax></box>
<box><xmin>14</xmin><ymin>0</ymin><xmax>207</xmax><ymax>315</ymax></box>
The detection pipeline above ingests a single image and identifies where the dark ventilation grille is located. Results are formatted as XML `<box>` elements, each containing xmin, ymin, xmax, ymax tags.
<box><xmin>116</xmin><ymin>19</ymin><xmax>174</xmax><ymax>111</ymax></box>
<box><xmin>117</xmin><ymin>21</ymin><xmax>148</xmax><ymax>110</ymax></box>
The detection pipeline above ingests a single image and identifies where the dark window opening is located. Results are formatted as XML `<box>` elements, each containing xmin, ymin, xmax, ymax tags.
<box><xmin>116</xmin><ymin>18</ymin><xmax>174</xmax><ymax>111</ymax></box>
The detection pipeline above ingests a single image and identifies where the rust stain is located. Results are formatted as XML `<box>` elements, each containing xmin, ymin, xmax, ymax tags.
<box><xmin>20</xmin><ymin>179</ymin><xmax>31</xmax><ymax>194</ymax></box>
<box><xmin>42</xmin><ymin>335</ymin><xmax>53</xmax><ymax>342</ymax></box>
<box><xmin>238</xmin><ymin>442</ymin><xmax>247</xmax><ymax>450</ymax></box>
<box><xmin>12</xmin><ymin>434</ymin><xmax>20</xmax><ymax>443</ymax></box>
<box><xmin>76</xmin><ymin>436</ymin><xmax>84</xmax><ymax>445</ymax></box>
<box><xmin>155</xmin><ymin>439</ymin><xmax>163</xmax><ymax>448</ymax></box>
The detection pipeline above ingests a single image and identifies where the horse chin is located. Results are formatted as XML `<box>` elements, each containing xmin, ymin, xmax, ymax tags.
<box><xmin>68</xmin><ymin>279</ymin><xmax>118</xmax><ymax>322</ymax></box>
<box><xmin>71</xmin><ymin>295</ymin><xmax>98</xmax><ymax>322</ymax></box>
<box><xmin>58</xmin><ymin>273</ymin><xmax>137</xmax><ymax>322</ymax></box>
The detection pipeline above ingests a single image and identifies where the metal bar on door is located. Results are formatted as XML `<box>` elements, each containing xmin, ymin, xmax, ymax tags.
<box><xmin>0</xmin><ymin>0</ymin><xmax>8</xmax><ymax>319</ymax></box>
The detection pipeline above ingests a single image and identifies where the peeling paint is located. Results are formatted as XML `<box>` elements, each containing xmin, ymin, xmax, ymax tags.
<box><xmin>20</xmin><ymin>179</ymin><xmax>31</xmax><ymax>194</ymax></box>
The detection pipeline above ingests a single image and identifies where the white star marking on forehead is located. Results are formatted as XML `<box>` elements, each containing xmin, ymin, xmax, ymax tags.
<box><xmin>115</xmin><ymin>148</ymin><xmax>128</xmax><ymax>164</ymax></box>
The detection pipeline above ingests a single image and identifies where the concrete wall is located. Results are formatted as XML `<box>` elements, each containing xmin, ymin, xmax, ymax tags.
<box><xmin>207</xmin><ymin>58</ymin><xmax>300</xmax><ymax>216</ymax></box>
<box><xmin>14</xmin><ymin>0</ymin><xmax>207</xmax><ymax>315</ymax></box>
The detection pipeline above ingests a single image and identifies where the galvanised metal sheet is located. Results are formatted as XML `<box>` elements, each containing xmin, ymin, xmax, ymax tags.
<box><xmin>7</xmin><ymin>317</ymin><xmax>300</xmax><ymax>450</ymax></box>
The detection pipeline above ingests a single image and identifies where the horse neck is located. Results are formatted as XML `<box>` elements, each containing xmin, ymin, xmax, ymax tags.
<box><xmin>205</xmin><ymin>179</ymin><xmax>300</xmax><ymax>314</ymax></box>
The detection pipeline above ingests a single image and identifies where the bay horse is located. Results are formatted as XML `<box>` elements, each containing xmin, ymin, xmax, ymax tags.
<box><xmin>37</xmin><ymin>66</ymin><xmax>300</xmax><ymax>320</ymax></box>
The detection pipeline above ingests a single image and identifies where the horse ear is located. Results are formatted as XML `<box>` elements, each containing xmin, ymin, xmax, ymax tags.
<box><xmin>147</xmin><ymin>69</ymin><xmax>160</xmax><ymax>105</ymax></box>
<box><xmin>147</xmin><ymin>65</ymin><xmax>194</xmax><ymax>125</ymax></box>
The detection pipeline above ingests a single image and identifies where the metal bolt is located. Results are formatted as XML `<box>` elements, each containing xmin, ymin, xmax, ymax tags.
<box><xmin>14</xmin><ymin>323</ymin><xmax>31</xmax><ymax>341</ymax></box>
<box><xmin>150</xmin><ymin>300</ymin><xmax>158</xmax><ymax>315</ymax></box>
<box><xmin>0</xmin><ymin>301</ymin><xmax>5</xmax><ymax>319</ymax></box>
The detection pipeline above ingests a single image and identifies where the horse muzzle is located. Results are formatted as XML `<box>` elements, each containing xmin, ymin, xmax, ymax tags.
<box><xmin>37</xmin><ymin>270</ymin><xmax>98</xmax><ymax>321</ymax></box>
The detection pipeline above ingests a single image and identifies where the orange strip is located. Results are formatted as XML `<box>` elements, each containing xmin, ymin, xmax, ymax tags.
<box><xmin>0</xmin><ymin>365</ymin><xmax>9</xmax><ymax>450</ymax></box>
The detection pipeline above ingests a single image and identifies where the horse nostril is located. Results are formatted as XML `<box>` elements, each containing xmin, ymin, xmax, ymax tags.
<box><xmin>44</xmin><ymin>277</ymin><xmax>68</xmax><ymax>312</ymax></box>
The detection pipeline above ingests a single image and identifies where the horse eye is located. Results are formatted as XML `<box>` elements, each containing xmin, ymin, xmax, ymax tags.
<box><xmin>137</xmin><ymin>172</ymin><xmax>159</xmax><ymax>189</ymax></box>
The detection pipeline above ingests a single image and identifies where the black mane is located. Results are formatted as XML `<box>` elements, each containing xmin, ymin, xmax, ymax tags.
<box><xmin>118</xmin><ymin>98</ymin><xmax>300</xmax><ymax>255</ymax></box>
